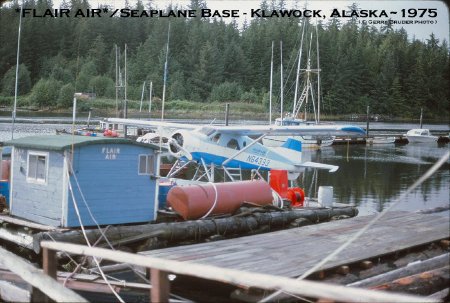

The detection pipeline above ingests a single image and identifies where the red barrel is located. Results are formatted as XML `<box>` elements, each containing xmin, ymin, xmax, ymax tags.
<box><xmin>167</xmin><ymin>180</ymin><xmax>274</xmax><ymax>220</ymax></box>
<box><xmin>269</xmin><ymin>170</ymin><xmax>288</xmax><ymax>197</ymax></box>
<box><xmin>1</xmin><ymin>160</ymin><xmax>10</xmax><ymax>180</ymax></box>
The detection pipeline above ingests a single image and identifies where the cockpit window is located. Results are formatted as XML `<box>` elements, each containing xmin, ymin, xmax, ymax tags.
<box><xmin>212</xmin><ymin>133</ymin><xmax>221</xmax><ymax>142</ymax></box>
<box><xmin>227</xmin><ymin>139</ymin><xmax>240</xmax><ymax>150</ymax></box>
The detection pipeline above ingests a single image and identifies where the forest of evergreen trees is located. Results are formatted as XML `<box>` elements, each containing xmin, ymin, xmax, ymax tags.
<box><xmin>0</xmin><ymin>0</ymin><xmax>449</xmax><ymax>119</ymax></box>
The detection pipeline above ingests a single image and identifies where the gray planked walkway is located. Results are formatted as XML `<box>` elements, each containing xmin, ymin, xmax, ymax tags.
<box><xmin>140</xmin><ymin>211</ymin><xmax>450</xmax><ymax>278</ymax></box>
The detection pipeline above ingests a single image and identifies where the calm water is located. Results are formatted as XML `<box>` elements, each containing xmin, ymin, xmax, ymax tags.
<box><xmin>1</xmin><ymin>120</ymin><xmax>449</xmax><ymax>217</ymax></box>
<box><xmin>300</xmin><ymin>143</ymin><xmax>449</xmax><ymax>216</ymax></box>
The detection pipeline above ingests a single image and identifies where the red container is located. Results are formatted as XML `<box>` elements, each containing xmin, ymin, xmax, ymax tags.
<box><xmin>167</xmin><ymin>180</ymin><xmax>273</xmax><ymax>220</ymax></box>
<box><xmin>1</xmin><ymin>160</ymin><xmax>10</xmax><ymax>180</ymax></box>
<box><xmin>269</xmin><ymin>170</ymin><xmax>289</xmax><ymax>197</ymax></box>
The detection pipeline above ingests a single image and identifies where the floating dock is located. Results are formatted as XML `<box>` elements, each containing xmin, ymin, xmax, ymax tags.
<box><xmin>141</xmin><ymin>211</ymin><xmax>449</xmax><ymax>277</ymax></box>
<box><xmin>0</xmin><ymin>211</ymin><xmax>447</xmax><ymax>302</ymax></box>
<box><xmin>140</xmin><ymin>211</ymin><xmax>449</xmax><ymax>300</ymax></box>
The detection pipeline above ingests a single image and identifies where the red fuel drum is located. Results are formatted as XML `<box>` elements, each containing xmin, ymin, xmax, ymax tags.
<box><xmin>167</xmin><ymin>180</ymin><xmax>274</xmax><ymax>220</ymax></box>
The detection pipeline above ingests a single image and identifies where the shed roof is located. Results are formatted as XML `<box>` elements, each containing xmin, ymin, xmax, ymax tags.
<box><xmin>5</xmin><ymin>135</ymin><xmax>161</xmax><ymax>151</ymax></box>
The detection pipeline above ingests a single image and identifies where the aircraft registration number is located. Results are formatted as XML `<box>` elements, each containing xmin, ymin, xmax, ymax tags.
<box><xmin>246</xmin><ymin>155</ymin><xmax>271</xmax><ymax>167</ymax></box>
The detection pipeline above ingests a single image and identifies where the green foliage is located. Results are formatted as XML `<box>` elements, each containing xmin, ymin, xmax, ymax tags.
<box><xmin>240</xmin><ymin>88</ymin><xmax>260</xmax><ymax>103</ymax></box>
<box><xmin>57</xmin><ymin>83</ymin><xmax>75</xmax><ymax>107</ymax></box>
<box><xmin>50</xmin><ymin>66</ymin><xmax>74</xmax><ymax>84</ymax></box>
<box><xmin>29</xmin><ymin>78</ymin><xmax>63</xmax><ymax>107</ymax></box>
<box><xmin>165</xmin><ymin>99</ymin><xmax>200</xmax><ymax>110</ymax></box>
<box><xmin>0</xmin><ymin>95</ymin><xmax>13</xmax><ymax>107</ymax></box>
<box><xmin>1</xmin><ymin>64</ymin><xmax>32</xmax><ymax>96</ymax></box>
<box><xmin>0</xmin><ymin>1</ymin><xmax>448</xmax><ymax>118</ymax></box>
<box><xmin>89</xmin><ymin>76</ymin><xmax>114</xmax><ymax>97</ymax></box>
<box><xmin>209</xmin><ymin>82</ymin><xmax>243</xmax><ymax>102</ymax></box>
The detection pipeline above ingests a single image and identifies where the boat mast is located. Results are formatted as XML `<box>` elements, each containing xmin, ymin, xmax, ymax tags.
<box><xmin>115</xmin><ymin>45</ymin><xmax>121</xmax><ymax>118</ymax></box>
<box><xmin>280</xmin><ymin>41</ymin><xmax>283</xmax><ymax>125</ymax></box>
<box><xmin>148</xmin><ymin>81</ymin><xmax>153</xmax><ymax>115</ymax></box>
<box><xmin>293</xmin><ymin>20</ymin><xmax>306</xmax><ymax>117</ymax></box>
<box><xmin>269</xmin><ymin>41</ymin><xmax>274</xmax><ymax>125</ymax></box>
<box><xmin>11</xmin><ymin>2</ymin><xmax>23</xmax><ymax>140</ymax></box>
<box><xmin>124</xmin><ymin>44</ymin><xmax>128</xmax><ymax>119</ymax></box>
<box><xmin>304</xmin><ymin>33</ymin><xmax>313</xmax><ymax>122</ymax></box>
<box><xmin>139</xmin><ymin>81</ymin><xmax>146</xmax><ymax>112</ymax></box>
<box><xmin>161</xmin><ymin>23</ymin><xmax>170</xmax><ymax>121</ymax></box>
<box><xmin>419</xmin><ymin>107</ymin><xmax>423</xmax><ymax>128</ymax></box>
<box><xmin>316</xmin><ymin>22</ymin><xmax>321</xmax><ymax>123</ymax></box>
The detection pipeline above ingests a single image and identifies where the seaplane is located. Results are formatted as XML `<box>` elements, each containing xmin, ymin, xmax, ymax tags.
<box><xmin>106</xmin><ymin>118</ymin><xmax>365</xmax><ymax>181</ymax></box>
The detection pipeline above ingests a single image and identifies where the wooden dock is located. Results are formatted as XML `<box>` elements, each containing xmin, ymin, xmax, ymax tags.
<box><xmin>140</xmin><ymin>211</ymin><xmax>449</xmax><ymax>278</ymax></box>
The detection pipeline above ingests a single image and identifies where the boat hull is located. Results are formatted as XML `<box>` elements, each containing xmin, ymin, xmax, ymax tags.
<box><xmin>263</xmin><ymin>135</ymin><xmax>334</xmax><ymax>149</ymax></box>
<box><xmin>406</xmin><ymin>135</ymin><xmax>438</xmax><ymax>143</ymax></box>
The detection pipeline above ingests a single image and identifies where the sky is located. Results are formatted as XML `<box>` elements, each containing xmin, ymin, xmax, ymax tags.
<box><xmin>92</xmin><ymin>0</ymin><xmax>450</xmax><ymax>43</ymax></box>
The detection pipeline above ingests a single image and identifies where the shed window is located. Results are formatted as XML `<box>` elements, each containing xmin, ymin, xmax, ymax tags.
<box><xmin>27</xmin><ymin>152</ymin><xmax>48</xmax><ymax>184</ymax></box>
<box><xmin>139</xmin><ymin>154</ymin><xmax>155</xmax><ymax>175</ymax></box>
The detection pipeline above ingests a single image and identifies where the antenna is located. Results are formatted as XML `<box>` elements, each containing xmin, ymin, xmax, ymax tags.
<box><xmin>11</xmin><ymin>2</ymin><xmax>23</xmax><ymax>140</ymax></box>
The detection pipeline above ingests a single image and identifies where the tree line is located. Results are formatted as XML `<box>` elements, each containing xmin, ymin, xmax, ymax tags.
<box><xmin>0</xmin><ymin>0</ymin><xmax>448</xmax><ymax>119</ymax></box>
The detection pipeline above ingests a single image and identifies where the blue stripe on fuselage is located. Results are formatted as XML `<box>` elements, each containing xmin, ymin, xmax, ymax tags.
<box><xmin>189</xmin><ymin>152</ymin><xmax>271</xmax><ymax>170</ymax></box>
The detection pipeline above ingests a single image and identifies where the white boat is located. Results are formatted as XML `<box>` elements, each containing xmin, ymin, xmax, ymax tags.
<box><xmin>405</xmin><ymin>129</ymin><xmax>438</xmax><ymax>143</ymax></box>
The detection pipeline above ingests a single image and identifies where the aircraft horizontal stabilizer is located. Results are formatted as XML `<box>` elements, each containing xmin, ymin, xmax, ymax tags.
<box><xmin>296</xmin><ymin>161</ymin><xmax>339</xmax><ymax>172</ymax></box>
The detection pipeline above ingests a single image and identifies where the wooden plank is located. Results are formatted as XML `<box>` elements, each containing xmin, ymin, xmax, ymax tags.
<box><xmin>0</xmin><ymin>280</ymin><xmax>30</xmax><ymax>302</ymax></box>
<box><xmin>41</xmin><ymin>241</ymin><xmax>436</xmax><ymax>303</ymax></box>
<box><xmin>0</xmin><ymin>213</ymin><xmax>60</xmax><ymax>231</ymax></box>
<box><xmin>0</xmin><ymin>246</ymin><xmax>88</xmax><ymax>303</ymax></box>
<box><xmin>151</xmin><ymin>269</ymin><xmax>170</xmax><ymax>303</ymax></box>
<box><xmin>141</xmin><ymin>212</ymin><xmax>449</xmax><ymax>278</ymax></box>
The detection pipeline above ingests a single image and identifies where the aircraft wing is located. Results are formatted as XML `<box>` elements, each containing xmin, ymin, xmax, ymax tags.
<box><xmin>295</xmin><ymin>161</ymin><xmax>339</xmax><ymax>172</ymax></box>
<box><xmin>199</xmin><ymin>124</ymin><xmax>366</xmax><ymax>136</ymax></box>
<box><xmin>106</xmin><ymin>118</ymin><xmax>199</xmax><ymax>130</ymax></box>
<box><xmin>106</xmin><ymin>118</ymin><xmax>365</xmax><ymax>137</ymax></box>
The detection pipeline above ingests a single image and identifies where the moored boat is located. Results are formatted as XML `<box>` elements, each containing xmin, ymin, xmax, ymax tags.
<box><xmin>366</xmin><ymin>136</ymin><xmax>396</xmax><ymax>145</ymax></box>
<box><xmin>405</xmin><ymin>129</ymin><xmax>438</xmax><ymax>143</ymax></box>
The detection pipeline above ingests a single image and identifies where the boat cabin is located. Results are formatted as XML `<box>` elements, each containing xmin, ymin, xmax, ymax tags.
<box><xmin>6</xmin><ymin>135</ymin><xmax>160</xmax><ymax>227</ymax></box>
<box><xmin>406</xmin><ymin>129</ymin><xmax>432</xmax><ymax>136</ymax></box>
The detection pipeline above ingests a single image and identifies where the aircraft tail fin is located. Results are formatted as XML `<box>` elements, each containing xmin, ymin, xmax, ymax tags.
<box><xmin>281</xmin><ymin>138</ymin><xmax>302</xmax><ymax>152</ymax></box>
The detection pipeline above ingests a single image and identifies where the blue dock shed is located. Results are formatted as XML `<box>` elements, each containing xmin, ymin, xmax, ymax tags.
<box><xmin>6</xmin><ymin>135</ymin><xmax>160</xmax><ymax>227</ymax></box>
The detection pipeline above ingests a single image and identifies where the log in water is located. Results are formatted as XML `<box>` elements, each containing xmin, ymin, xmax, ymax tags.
<box><xmin>33</xmin><ymin>206</ymin><xmax>358</xmax><ymax>253</ymax></box>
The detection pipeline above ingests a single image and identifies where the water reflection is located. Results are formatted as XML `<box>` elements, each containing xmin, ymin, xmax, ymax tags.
<box><xmin>300</xmin><ymin>144</ymin><xmax>449</xmax><ymax>216</ymax></box>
